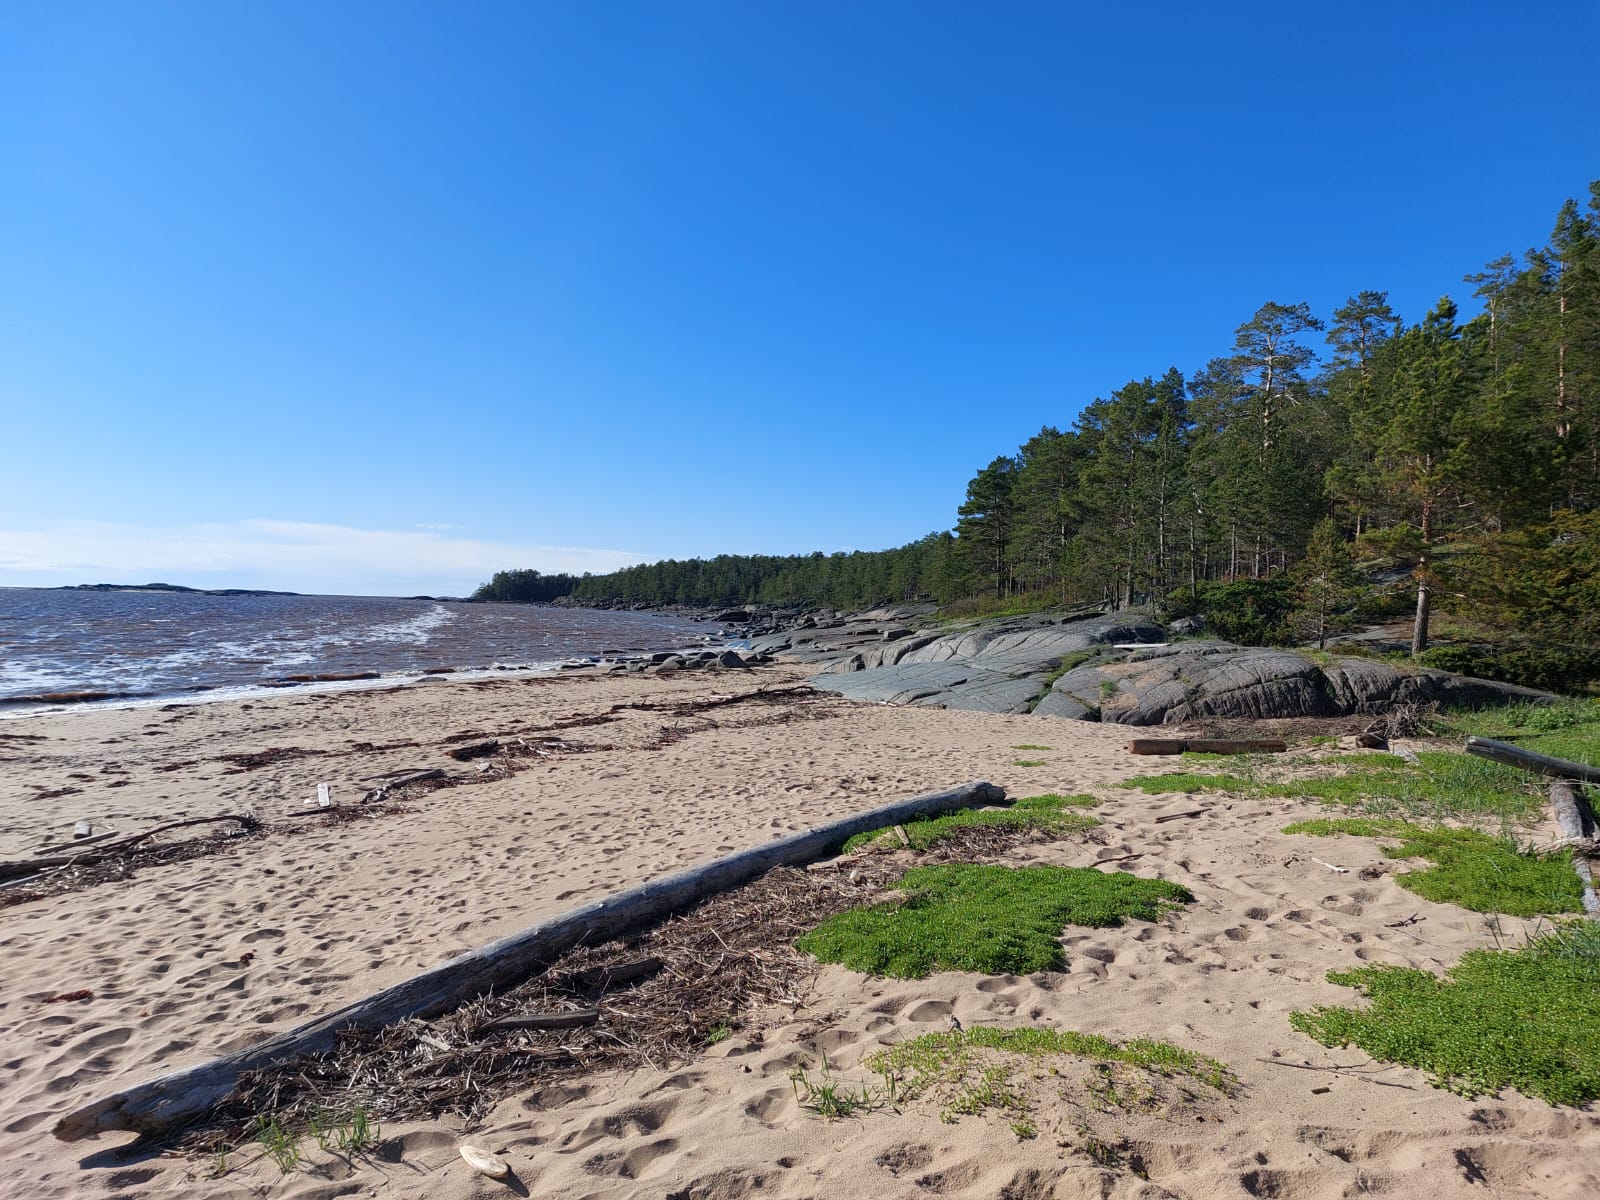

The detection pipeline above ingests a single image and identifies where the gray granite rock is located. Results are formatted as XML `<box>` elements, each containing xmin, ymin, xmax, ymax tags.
<box><xmin>1035</xmin><ymin>641</ymin><xmax>1551</xmax><ymax>724</ymax></box>
<box><xmin>811</xmin><ymin>662</ymin><xmax>1049</xmax><ymax>714</ymax></box>
<box><xmin>762</xmin><ymin>604</ymin><xmax>1551</xmax><ymax>722</ymax></box>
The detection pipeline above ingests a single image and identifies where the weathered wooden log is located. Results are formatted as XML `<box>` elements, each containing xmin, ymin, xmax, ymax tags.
<box><xmin>1127</xmin><ymin>739</ymin><xmax>1185</xmax><ymax>755</ymax></box>
<box><xmin>1</xmin><ymin>815</ymin><xmax>254</xmax><ymax>881</ymax></box>
<box><xmin>1549</xmin><ymin>780</ymin><xmax>1600</xmax><ymax>916</ymax></box>
<box><xmin>1550</xmin><ymin>779</ymin><xmax>1598</xmax><ymax>841</ymax></box>
<box><xmin>1463</xmin><ymin>737</ymin><xmax>1600</xmax><ymax>786</ymax></box>
<box><xmin>1185</xmin><ymin>739</ymin><xmax>1288</xmax><ymax>755</ymax></box>
<box><xmin>479</xmin><ymin>1007</ymin><xmax>600</xmax><ymax>1033</ymax></box>
<box><xmin>1126</xmin><ymin>738</ymin><xmax>1288</xmax><ymax>756</ymax></box>
<box><xmin>53</xmin><ymin>779</ymin><xmax>1004</xmax><ymax>1142</ymax></box>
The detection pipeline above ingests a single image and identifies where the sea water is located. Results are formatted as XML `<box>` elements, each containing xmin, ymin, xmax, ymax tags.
<box><xmin>0</xmin><ymin>588</ymin><xmax>716</xmax><ymax>715</ymax></box>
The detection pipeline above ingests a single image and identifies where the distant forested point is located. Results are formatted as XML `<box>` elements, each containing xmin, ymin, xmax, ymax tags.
<box><xmin>470</xmin><ymin>533</ymin><xmax>960</xmax><ymax>610</ymax></box>
<box><xmin>475</xmin><ymin>182</ymin><xmax>1600</xmax><ymax>688</ymax></box>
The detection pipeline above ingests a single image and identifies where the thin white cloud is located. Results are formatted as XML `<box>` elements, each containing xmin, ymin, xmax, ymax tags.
<box><xmin>0</xmin><ymin>520</ymin><xmax>645</xmax><ymax>596</ymax></box>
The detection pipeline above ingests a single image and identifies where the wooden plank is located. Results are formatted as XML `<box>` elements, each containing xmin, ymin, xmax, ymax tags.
<box><xmin>1126</xmin><ymin>738</ymin><xmax>1288</xmax><ymax>756</ymax></box>
<box><xmin>53</xmin><ymin>779</ymin><xmax>1004</xmax><ymax>1142</ymax></box>
<box><xmin>1464</xmin><ymin>736</ymin><xmax>1600</xmax><ymax>786</ymax></box>
<box><xmin>1126</xmin><ymin>739</ymin><xmax>1187</xmax><ymax>755</ymax></box>
<box><xmin>1185</xmin><ymin>739</ymin><xmax>1288</xmax><ymax>755</ymax></box>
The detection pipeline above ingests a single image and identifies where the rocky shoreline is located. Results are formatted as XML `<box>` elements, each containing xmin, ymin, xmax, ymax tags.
<box><xmin>713</xmin><ymin>605</ymin><xmax>1551</xmax><ymax>723</ymax></box>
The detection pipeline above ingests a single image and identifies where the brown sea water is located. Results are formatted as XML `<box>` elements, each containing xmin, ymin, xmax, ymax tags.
<box><xmin>0</xmin><ymin>589</ymin><xmax>717</xmax><ymax>712</ymax></box>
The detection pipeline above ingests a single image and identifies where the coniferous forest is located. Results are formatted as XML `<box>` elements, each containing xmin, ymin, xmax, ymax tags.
<box><xmin>475</xmin><ymin>184</ymin><xmax>1600</xmax><ymax>690</ymax></box>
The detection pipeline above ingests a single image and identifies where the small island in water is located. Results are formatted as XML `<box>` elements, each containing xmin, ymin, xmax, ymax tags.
<box><xmin>56</xmin><ymin>582</ymin><xmax>302</xmax><ymax>597</ymax></box>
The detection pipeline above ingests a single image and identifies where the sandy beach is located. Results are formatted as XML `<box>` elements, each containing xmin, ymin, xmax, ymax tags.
<box><xmin>2</xmin><ymin>665</ymin><xmax>1596</xmax><ymax>1199</ymax></box>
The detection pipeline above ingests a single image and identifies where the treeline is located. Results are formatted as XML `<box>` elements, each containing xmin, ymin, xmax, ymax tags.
<box><xmin>472</xmin><ymin>536</ymin><xmax>962</xmax><ymax>609</ymax></box>
<box><xmin>475</xmin><ymin>182</ymin><xmax>1600</xmax><ymax>663</ymax></box>
<box><xmin>473</xmin><ymin>569</ymin><xmax>581</xmax><ymax>603</ymax></box>
<box><xmin>950</xmin><ymin>181</ymin><xmax>1600</xmax><ymax>657</ymax></box>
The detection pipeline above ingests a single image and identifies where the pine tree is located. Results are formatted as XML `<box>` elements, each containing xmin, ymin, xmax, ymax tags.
<box><xmin>1294</xmin><ymin>518</ymin><xmax>1359</xmax><ymax>649</ymax></box>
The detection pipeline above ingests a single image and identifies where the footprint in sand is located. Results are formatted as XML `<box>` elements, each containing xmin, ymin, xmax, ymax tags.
<box><xmin>581</xmin><ymin>1137</ymin><xmax>680</xmax><ymax>1180</ymax></box>
<box><xmin>742</xmin><ymin>1087</ymin><xmax>790</xmax><ymax>1125</ymax></box>
<box><xmin>875</xmin><ymin>1143</ymin><xmax>934</xmax><ymax>1176</ymax></box>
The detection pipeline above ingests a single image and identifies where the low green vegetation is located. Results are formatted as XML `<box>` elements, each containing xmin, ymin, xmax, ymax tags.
<box><xmin>865</xmin><ymin>1025</ymin><xmax>1234</xmax><ymax>1126</ymax></box>
<box><xmin>248</xmin><ymin>1104</ymin><xmax>381</xmax><ymax>1175</ymax></box>
<box><xmin>1291</xmin><ymin>922</ymin><xmax>1600</xmax><ymax>1105</ymax></box>
<box><xmin>1012</xmin><ymin>744</ymin><xmax>1052</xmax><ymax>751</ymax></box>
<box><xmin>254</xmin><ymin>1115</ymin><xmax>304</xmax><ymax>1173</ymax></box>
<box><xmin>1042</xmin><ymin>650</ymin><xmax>1102</xmax><ymax>687</ymax></box>
<box><xmin>1437</xmin><ymin>698</ymin><xmax>1600</xmax><ymax>768</ymax></box>
<box><xmin>1125</xmin><ymin>749</ymin><xmax>1542</xmax><ymax>824</ymax></box>
<box><xmin>1422</xmin><ymin>643</ymin><xmax>1600</xmax><ymax>696</ymax></box>
<box><xmin>842</xmin><ymin>793</ymin><xmax>1098</xmax><ymax>854</ymax></box>
<box><xmin>1283</xmin><ymin>818</ymin><xmax>1582</xmax><ymax>916</ymax></box>
<box><xmin>1013</xmin><ymin>758</ymin><xmax>1046</xmax><ymax>767</ymax></box>
<box><xmin>789</xmin><ymin>1052</ymin><xmax>887</xmax><ymax>1118</ymax></box>
<box><xmin>796</xmin><ymin>864</ymin><xmax>1192</xmax><ymax>978</ymax></box>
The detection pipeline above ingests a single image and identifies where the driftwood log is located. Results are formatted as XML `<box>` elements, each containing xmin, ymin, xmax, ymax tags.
<box><xmin>1127</xmin><ymin>738</ymin><xmax>1288</xmax><ymax>756</ymax></box>
<box><xmin>0</xmin><ymin>815</ymin><xmax>255</xmax><ymax>883</ymax></box>
<box><xmin>1464</xmin><ymin>737</ymin><xmax>1599</xmax><ymax>917</ymax></box>
<box><xmin>1550</xmin><ymin>780</ymin><xmax>1600</xmax><ymax>916</ymax></box>
<box><xmin>1463</xmin><ymin>737</ymin><xmax>1600</xmax><ymax>787</ymax></box>
<box><xmin>53</xmin><ymin>779</ymin><xmax>1004</xmax><ymax>1142</ymax></box>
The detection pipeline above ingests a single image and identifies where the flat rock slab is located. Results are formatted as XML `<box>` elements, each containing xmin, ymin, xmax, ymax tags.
<box><xmin>810</xmin><ymin>662</ymin><xmax>1047</xmax><ymax>714</ymax></box>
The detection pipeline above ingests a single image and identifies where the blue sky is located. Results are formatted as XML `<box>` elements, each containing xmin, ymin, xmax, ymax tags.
<box><xmin>3</xmin><ymin>2</ymin><xmax>1598</xmax><ymax>595</ymax></box>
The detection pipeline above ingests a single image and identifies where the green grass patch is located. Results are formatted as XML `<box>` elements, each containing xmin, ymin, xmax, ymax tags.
<box><xmin>789</xmin><ymin>1052</ymin><xmax>887</xmax><ymax>1118</ymax></box>
<box><xmin>1437</xmin><ymin>698</ymin><xmax>1600</xmax><ymax>768</ymax></box>
<box><xmin>865</xmin><ymin>1025</ymin><xmax>1234</xmax><ymax>1124</ymax></box>
<box><xmin>1123</xmin><ymin>770</ymin><xmax>1250</xmax><ymax>795</ymax></box>
<box><xmin>1013</xmin><ymin>758</ymin><xmax>1046</xmax><ymax>767</ymax></box>
<box><xmin>1283</xmin><ymin>818</ymin><xmax>1582</xmax><ymax>916</ymax></box>
<box><xmin>1011</xmin><ymin>744</ymin><xmax>1052</xmax><ymax>751</ymax></box>
<box><xmin>796</xmin><ymin>863</ymin><xmax>1191</xmax><ymax>978</ymax></box>
<box><xmin>1124</xmin><ymin>750</ymin><xmax>1541</xmax><ymax>824</ymax></box>
<box><xmin>1291</xmin><ymin>922</ymin><xmax>1600</xmax><ymax>1105</ymax></box>
<box><xmin>842</xmin><ymin>793</ymin><xmax>1099</xmax><ymax>854</ymax></box>
<box><xmin>1041</xmin><ymin>650</ymin><xmax>1103</xmax><ymax>688</ymax></box>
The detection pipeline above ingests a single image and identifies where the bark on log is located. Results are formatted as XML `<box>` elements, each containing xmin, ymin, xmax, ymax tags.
<box><xmin>53</xmin><ymin>779</ymin><xmax>1004</xmax><ymax>1142</ymax></box>
<box><xmin>1463</xmin><ymin>737</ymin><xmax>1600</xmax><ymax>786</ymax></box>
<box><xmin>1549</xmin><ymin>780</ymin><xmax>1600</xmax><ymax>916</ymax></box>
<box><xmin>1126</xmin><ymin>739</ymin><xmax>1288</xmax><ymax>756</ymax></box>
